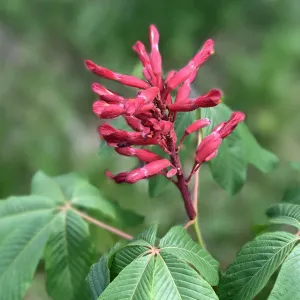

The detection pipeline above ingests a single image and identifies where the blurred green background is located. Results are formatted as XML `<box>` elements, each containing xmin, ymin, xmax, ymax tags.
<box><xmin>1</xmin><ymin>0</ymin><xmax>300</xmax><ymax>298</ymax></box>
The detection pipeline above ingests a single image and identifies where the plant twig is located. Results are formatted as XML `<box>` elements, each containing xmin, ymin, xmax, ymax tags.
<box><xmin>185</xmin><ymin>130</ymin><xmax>206</xmax><ymax>248</ymax></box>
<box><xmin>69</xmin><ymin>207</ymin><xmax>133</xmax><ymax>240</ymax></box>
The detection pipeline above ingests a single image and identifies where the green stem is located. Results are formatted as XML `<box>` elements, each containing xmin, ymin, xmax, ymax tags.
<box><xmin>193</xmin><ymin>217</ymin><xmax>206</xmax><ymax>249</ymax></box>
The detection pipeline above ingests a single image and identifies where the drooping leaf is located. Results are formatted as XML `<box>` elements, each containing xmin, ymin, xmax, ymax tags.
<box><xmin>218</xmin><ymin>232</ymin><xmax>299</xmax><ymax>300</ymax></box>
<box><xmin>266</xmin><ymin>203</ymin><xmax>300</xmax><ymax>229</ymax></box>
<box><xmin>99</xmin><ymin>255</ymin><xmax>154</xmax><ymax>300</ymax></box>
<box><xmin>268</xmin><ymin>243</ymin><xmax>300</xmax><ymax>300</ymax></box>
<box><xmin>45</xmin><ymin>210</ymin><xmax>93</xmax><ymax>300</ymax></box>
<box><xmin>159</xmin><ymin>226</ymin><xmax>219</xmax><ymax>285</ymax></box>
<box><xmin>31</xmin><ymin>171</ymin><xmax>65</xmax><ymax>204</ymax></box>
<box><xmin>0</xmin><ymin>212</ymin><xmax>53</xmax><ymax>300</ymax></box>
<box><xmin>153</xmin><ymin>253</ymin><xmax>219</xmax><ymax>300</ymax></box>
<box><xmin>86</xmin><ymin>255</ymin><xmax>110</xmax><ymax>300</ymax></box>
<box><xmin>201</xmin><ymin>103</ymin><xmax>278</xmax><ymax>194</ymax></box>
<box><xmin>0</xmin><ymin>195</ymin><xmax>55</xmax><ymax>240</ymax></box>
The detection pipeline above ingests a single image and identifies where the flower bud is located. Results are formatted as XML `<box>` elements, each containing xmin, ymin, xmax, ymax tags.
<box><xmin>195</xmin><ymin>133</ymin><xmax>222</xmax><ymax>164</ymax></box>
<box><xmin>185</xmin><ymin>118</ymin><xmax>211</xmax><ymax>135</ymax></box>
<box><xmin>215</xmin><ymin>112</ymin><xmax>245</xmax><ymax>139</ymax></box>
<box><xmin>115</xmin><ymin>147</ymin><xmax>162</xmax><ymax>163</ymax></box>
<box><xmin>91</xmin><ymin>83</ymin><xmax>124</xmax><ymax>103</ymax></box>
<box><xmin>92</xmin><ymin>101</ymin><xmax>124</xmax><ymax>119</ymax></box>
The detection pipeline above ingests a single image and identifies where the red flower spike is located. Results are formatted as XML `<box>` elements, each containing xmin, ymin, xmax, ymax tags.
<box><xmin>86</xmin><ymin>25</ymin><xmax>246</xmax><ymax>221</ymax></box>
<box><xmin>85</xmin><ymin>60</ymin><xmax>150</xmax><ymax>89</ymax></box>
<box><xmin>115</xmin><ymin>147</ymin><xmax>162</xmax><ymax>163</ymax></box>
<box><xmin>214</xmin><ymin>112</ymin><xmax>245</xmax><ymax>139</ymax></box>
<box><xmin>195</xmin><ymin>133</ymin><xmax>222</xmax><ymax>164</ymax></box>
<box><xmin>166</xmin><ymin>39</ymin><xmax>214</xmax><ymax>90</ymax></box>
<box><xmin>168</xmin><ymin>89</ymin><xmax>222</xmax><ymax>112</ymax></box>
<box><xmin>126</xmin><ymin>159</ymin><xmax>171</xmax><ymax>183</ymax></box>
<box><xmin>92</xmin><ymin>101</ymin><xmax>124</xmax><ymax>119</ymax></box>
<box><xmin>91</xmin><ymin>83</ymin><xmax>124</xmax><ymax>103</ymax></box>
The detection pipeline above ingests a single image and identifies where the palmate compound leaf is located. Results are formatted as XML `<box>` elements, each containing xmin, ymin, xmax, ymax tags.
<box><xmin>45</xmin><ymin>209</ymin><xmax>94</xmax><ymax>300</ymax></box>
<box><xmin>98</xmin><ymin>252</ymin><xmax>219</xmax><ymax>300</ymax></box>
<box><xmin>159</xmin><ymin>226</ymin><xmax>219</xmax><ymax>286</ymax></box>
<box><xmin>268</xmin><ymin>243</ymin><xmax>300</xmax><ymax>300</ymax></box>
<box><xmin>266</xmin><ymin>203</ymin><xmax>300</xmax><ymax>229</ymax></box>
<box><xmin>0</xmin><ymin>210</ymin><xmax>54</xmax><ymax>300</ymax></box>
<box><xmin>218</xmin><ymin>231</ymin><xmax>299</xmax><ymax>300</ymax></box>
<box><xmin>201</xmin><ymin>104</ymin><xmax>278</xmax><ymax>195</ymax></box>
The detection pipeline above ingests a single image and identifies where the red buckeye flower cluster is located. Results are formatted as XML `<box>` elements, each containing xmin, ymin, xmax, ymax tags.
<box><xmin>85</xmin><ymin>25</ymin><xmax>245</xmax><ymax>220</ymax></box>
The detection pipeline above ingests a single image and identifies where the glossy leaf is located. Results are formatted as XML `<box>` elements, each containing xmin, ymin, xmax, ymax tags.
<box><xmin>266</xmin><ymin>203</ymin><xmax>300</xmax><ymax>229</ymax></box>
<box><xmin>218</xmin><ymin>232</ymin><xmax>298</xmax><ymax>300</ymax></box>
<box><xmin>268</xmin><ymin>243</ymin><xmax>300</xmax><ymax>300</ymax></box>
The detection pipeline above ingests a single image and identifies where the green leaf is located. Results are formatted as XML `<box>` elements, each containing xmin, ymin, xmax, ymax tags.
<box><xmin>0</xmin><ymin>212</ymin><xmax>53</xmax><ymax>300</ymax></box>
<box><xmin>0</xmin><ymin>195</ymin><xmax>55</xmax><ymax>240</ymax></box>
<box><xmin>45</xmin><ymin>210</ymin><xmax>93</xmax><ymax>300</ymax></box>
<box><xmin>134</xmin><ymin>224</ymin><xmax>158</xmax><ymax>246</ymax></box>
<box><xmin>86</xmin><ymin>255</ymin><xmax>110</xmax><ymax>300</ymax></box>
<box><xmin>110</xmin><ymin>245</ymin><xmax>149</xmax><ymax>278</ymax></box>
<box><xmin>153</xmin><ymin>253</ymin><xmax>219</xmax><ymax>300</ymax></box>
<box><xmin>99</xmin><ymin>255</ymin><xmax>154</xmax><ymax>300</ymax></box>
<box><xmin>159</xmin><ymin>226</ymin><xmax>219</xmax><ymax>285</ymax></box>
<box><xmin>218</xmin><ymin>232</ymin><xmax>299</xmax><ymax>300</ymax></box>
<box><xmin>31</xmin><ymin>171</ymin><xmax>65</xmax><ymax>204</ymax></box>
<box><xmin>209</xmin><ymin>131</ymin><xmax>247</xmax><ymax>195</ymax></box>
<box><xmin>268</xmin><ymin>243</ymin><xmax>300</xmax><ymax>300</ymax></box>
<box><xmin>266</xmin><ymin>203</ymin><xmax>300</xmax><ymax>229</ymax></box>
<box><xmin>201</xmin><ymin>104</ymin><xmax>278</xmax><ymax>194</ymax></box>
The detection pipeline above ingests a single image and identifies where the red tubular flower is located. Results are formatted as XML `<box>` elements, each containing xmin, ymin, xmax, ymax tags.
<box><xmin>92</xmin><ymin>101</ymin><xmax>125</xmax><ymax>119</ymax></box>
<box><xmin>175</xmin><ymin>81</ymin><xmax>191</xmax><ymax>103</ymax></box>
<box><xmin>168</xmin><ymin>89</ymin><xmax>222</xmax><ymax>112</ymax></box>
<box><xmin>214</xmin><ymin>112</ymin><xmax>245</xmax><ymax>138</ymax></box>
<box><xmin>166</xmin><ymin>39</ymin><xmax>215</xmax><ymax>90</ymax></box>
<box><xmin>124</xmin><ymin>115</ymin><xmax>150</xmax><ymax>135</ymax></box>
<box><xmin>98</xmin><ymin>124</ymin><xmax>157</xmax><ymax>146</ymax></box>
<box><xmin>91</xmin><ymin>83</ymin><xmax>124</xmax><ymax>103</ymax></box>
<box><xmin>85</xmin><ymin>60</ymin><xmax>150</xmax><ymax>89</ymax></box>
<box><xmin>185</xmin><ymin>118</ymin><xmax>211</xmax><ymax>135</ymax></box>
<box><xmin>106</xmin><ymin>159</ymin><xmax>172</xmax><ymax>184</ymax></box>
<box><xmin>115</xmin><ymin>147</ymin><xmax>162</xmax><ymax>162</ymax></box>
<box><xmin>149</xmin><ymin>25</ymin><xmax>162</xmax><ymax>87</ymax></box>
<box><xmin>195</xmin><ymin>132</ymin><xmax>222</xmax><ymax>164</ymax></box>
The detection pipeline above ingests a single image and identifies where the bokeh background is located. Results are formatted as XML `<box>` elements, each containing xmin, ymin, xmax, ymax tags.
<box><xmin>1</xmin><ymin>0</ymin><xmax>300</xmax><ymax>299</ymax></box>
